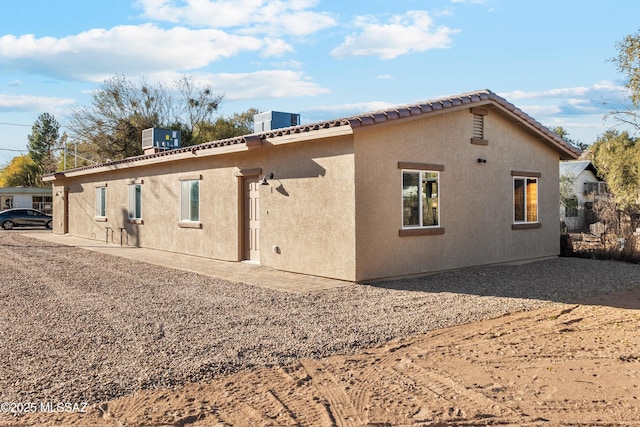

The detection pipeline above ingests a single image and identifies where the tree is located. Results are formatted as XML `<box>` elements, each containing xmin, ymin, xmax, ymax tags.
<box><xmin>613</xmin><ymin>31</ymin><xmax>640</xmax><ymax>108</ymax></box>
<box><xmin>590</xmin><ymin>130</ymin><xmax>640</xmax><ymax>211</ymax></box>
<box><xmin>68</xmin><ymin>74</ymin><xmax>223</xmax><ymax>161</ymax></box>
<box><xmin>197</xmin><ymin>108</ymin><xmax>260</xmax><ymax>141</ymax></box>
<box><xmin>0</xmin><ymin>155</ymin><xmax>39</xmax><ymax>187</ymax></box>
<box><xmin>610</xmin><ymin>31</ymin><xmax>640</xmax><ymax>130</ymax></box>
<box><xmin>583</xmin><ymin>130</ymin><xmax>640</xmax><ymax>259</ymax></box>
<box><xmin>559</xmin><ymin>172</ymin><xmax>578</xmax><ymax>214</ymax></box>
<box><xmin>27</xmin><ymin>113</ymin><xmax>61</xmax><ymax>179</ymax></box>
<box><xmin>550</xmin><ymin>126</ymin><xmax>588</xmax><ymax>152</ymax></box>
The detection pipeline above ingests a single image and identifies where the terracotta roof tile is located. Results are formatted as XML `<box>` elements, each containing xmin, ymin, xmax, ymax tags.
<box><xmin>47</xmin><ymin>89</ymin><xmax>579</xmax><ymax>177</ymax></box>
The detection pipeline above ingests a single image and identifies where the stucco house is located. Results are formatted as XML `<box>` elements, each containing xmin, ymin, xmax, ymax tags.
<box><xmin>43</xmin><ymin>90</ymin><xmax>579</xmax><ymax>282</ymax></box>
<box><xmin>559</xmin><ymin>160</ymin><xmax>607</xmax><ymax>232</ymax></box>
<box><xmin>0</xmin><ymin>187</ymin><xmax>53</xmax><ymax>214</ymax></box>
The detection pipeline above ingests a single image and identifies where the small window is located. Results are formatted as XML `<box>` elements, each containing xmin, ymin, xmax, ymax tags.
<box><xmin>584</xmin><ymin>181</ymin><xmax>608</xmax><ymax>195</ymax></box>
<box><xmin>565</xmin><ymin>196</ymin><xmax>578</xmax><ymax>218</ymax></box>
<box><xmin>128</xmin><ymin>184</ymin><xmax>142</xmax><ymax>220</ymax></box>
<box><xmin>514</xmin><ymin>177</ymin><xmax>538</xmax><ymax>223</ymax></box>
<box><xmin>1</xmin><ymin>196</ymin><xmax>13</xmax><ymax>210</ymax></box>
<box><xmin>402</xmin><ymin>170</ymin><xmax>439</xmax><ymax>228</ymax></box>
<box><xmin>180</xmin><ymin>180</ymin><xmax>199</xmax><ymax>222</ymax></box>
<box><xmin>95</xmin><ymin>187</ymin><xmax>107</xmax><ymax>218</ymax></box>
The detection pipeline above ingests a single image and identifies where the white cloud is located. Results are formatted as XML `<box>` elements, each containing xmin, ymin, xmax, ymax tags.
<box><xmin>79</xmin><ymin>68</ymin><xmax>327</xmax><ymax>101</ymax></box>
<box><xmin>136</xmin><ymin>0</ymin><xmax>336</xmax><ymax>36</ymax></box>
<box><xmin>331</xmin><ymin>10</ymin><xmax>459</xmax><ymax>60</ymax></box>
<box><xmin>376</xmin><ymin>74</ymin><xmax>394</xmax><ymax>80</ymax></box>
<box><xmin>499</xmin><ymin>81</ymin><xmax>629</xmax><ymax>101</ymax></box>
<box><xmin>301</xmin><ymin>101</ymin><xmax>398</xmax><ymax>122</ymax></box>
<box><xmin>204</xmin><ymin>70</ymin><xmax>330</xmax><ymax>100</ymax></box>
<box><xmin>0</xmin><ymin>94</ymin><xmax>76</xmax><ymax>113</ymax></box>
<box><xmin>0</xmin><ymin>25</ymin><xmax>287</xmax><ymax>82</ymax></box>
<box><xmin>499</xmin><ymin>81</ymin><xmax>634</xmax><ymax>143</ymax></box>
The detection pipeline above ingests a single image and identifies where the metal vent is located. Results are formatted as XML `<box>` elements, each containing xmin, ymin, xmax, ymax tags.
<box><xmin>472</xmin><ymin>113</ymin><xmax>484</xmax><ymax>139</ymax></box>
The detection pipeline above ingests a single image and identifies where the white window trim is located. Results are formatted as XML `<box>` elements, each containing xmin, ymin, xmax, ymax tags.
<box><xmin>128</xmin><ymin>183</ymin><xmax>143</xmax><ymax>222</ymax></box>
<box><xmin>95</xmin><ymin>186</ymin><xmax>107</xmax><ymax>221</ymax></box>
<box><xmin>513</xmin><ymin>176</ymin><xmax>539</xmax><ymax>224</ymax></box>
<box><xmin>178</xmin><ymin>180</ymin><xmax>202</xmax><ymax>228</ymax></box>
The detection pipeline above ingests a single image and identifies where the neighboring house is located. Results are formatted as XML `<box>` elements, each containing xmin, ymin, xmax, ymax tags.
<box><xmin>559</xmin><ymin>160</ymin><xmax>607</xmax><ymax>232</ymax></box>
<box><xmin>0</xmin><ymin>187</ymin><xmax>53</xmax><ymax>214</ymax></box>
<box><xmin>43</xmin><ymin>90</ymin><xmax>579</xmax><ymax>282</ymax></box>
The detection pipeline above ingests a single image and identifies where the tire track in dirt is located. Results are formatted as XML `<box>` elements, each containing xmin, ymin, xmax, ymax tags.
<box><xmin>299</xmin><ymin>359</ymin><xmax>363</xmax><ymax>427</ymax></box>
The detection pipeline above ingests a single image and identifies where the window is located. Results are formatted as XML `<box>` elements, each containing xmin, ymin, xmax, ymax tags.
<box><xmin>180</xmin><ymin>180</ymin><xmax>199</xmax><ymax>222</ymax></box>
<box><xmin>95</xmin><ymin>187</ymin><xmax>107</xmax><ymax>218</ymax></box>
<box><xmin>402</xmin><ymin>170</ymin><xmax>439</xmax><ymax>228</ymax></box>
<box><xmin>1</xmin><ymin>196</ymin><xmax>13</xmax><ymax>210</ymax></box>
<box><xmin>584</xmin><ymin>181</ymin><xmax>608</xmax><ymax>195</ymax></box>
<box><xmin>128</xmin><ymin>183</ymin><xmax>142</xmax><ymax>220</ymax></box>
<box><xmin>565</xmin><ymin>196</ymin><xmax>578</xmax><ymax>217</ymax></box>
<box><xmin>32</xmin><ymin>196</ymin><xmax>52</xmax><ymax>213</ymax></box>
<box><xmin>513</xmin><ymin>177</ymin><xmax>538</xmax><ymax>223</ymax></box>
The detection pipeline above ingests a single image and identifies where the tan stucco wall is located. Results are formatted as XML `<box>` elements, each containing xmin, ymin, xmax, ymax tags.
<box><xmin>50</xmin><ymin>135</ymin><xmax>357</xmax><ymax>281</ymax></box>
<box><xmin>258</xmin><ymin>136</ymin><xmax>356</xmax><ymax>280</ymax></box>
<box><xmin>353</xmin><ymin>106</ymin><xmax>562</xmax><ymax>281</ymax></box>
<box><xmin>47</xmin><ymin>104</ymin><xmax>568</xmax><ymax>283</ymax></box>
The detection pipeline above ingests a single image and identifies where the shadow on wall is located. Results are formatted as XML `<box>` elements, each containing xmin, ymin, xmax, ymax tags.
<box><xmin>265</xmin><ymin>159</ymin><xmax>327</xmax><ymax>197</ymax></box>
<box><xmin>121</xmin><ymin>208</ymin><xmax>140</xmax><ymax>247</ymax></box>
<box><xmin>367</xmin><ymin>257</ymin><xmax>640</xmax><ymax>310</ymax></box>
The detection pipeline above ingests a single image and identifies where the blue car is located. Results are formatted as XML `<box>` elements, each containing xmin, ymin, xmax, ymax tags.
<box><xmin>0</xmin><ymin>208</ymin><xmax>52</xmax><ymax>230</ymax></box>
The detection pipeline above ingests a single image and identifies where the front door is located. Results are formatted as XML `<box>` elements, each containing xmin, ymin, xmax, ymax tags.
<box><xmin>243</xmin><ymin>177</ymin><xmax>260</xmax><ymax>262</ymax></box>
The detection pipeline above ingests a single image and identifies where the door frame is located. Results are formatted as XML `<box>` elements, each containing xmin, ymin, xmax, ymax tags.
<box><xmin>235</xmin><ymin>168</ymin><xmax>262</xmax><ymax>261</ymax></box>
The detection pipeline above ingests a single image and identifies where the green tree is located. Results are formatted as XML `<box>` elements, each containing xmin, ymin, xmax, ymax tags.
<box><xmin>550</xmin><ymin>126</ymin><xmax>588</xmax><ymax>151</ymax></box>
<box><xmin>610</xmin><ymin>31</ymin><xmax>640</xmax><ymax>129</ymax></box>
<box><xmin>27</xmin><ymin>113</ymin><xmax>61</xmax><ymax>180</ymax></box>
<box><xmin>198</xmin><ymin>108</ymin><xmax>260</xmax><ymax>141</ymax></box>
<box><xmin>0</xmin><ymin>155</ymin><xmax>39</xmax><ymax>187</ymax></box>
<box><xmin>613</xmin><ymin>31</ymin><xmax>640</xmax><ymax>108</ymax></box>
<box><xmin>68</xmin><ymin>74</ymin><xmax>223</xmax><ymax>161</ymax></box>
<box><xmin>590</xmin><ymin>130</ymin><xmax>640</xmax><ymax>210</ymax></box>
<box><xmin>559</xmin><ymin>172</ymin><xmax>577</xmax><ymax>213</ymax></box>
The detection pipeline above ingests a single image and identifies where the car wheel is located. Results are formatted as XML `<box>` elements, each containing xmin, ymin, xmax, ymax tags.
<box><xmin>45</xmin><ymin>220</ymin><xmax>52</xmax><ymax>229</ymax></box>
<box><xmin>2</xmin><ymin>221</ymin><xmax>14</xmax><ymax>230</ymax></box>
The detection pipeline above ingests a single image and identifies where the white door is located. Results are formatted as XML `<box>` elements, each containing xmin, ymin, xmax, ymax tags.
<box><xmin>243</xmin><ymin>177</ymin><xmax>260</xmax><ymax>262</ymax></box>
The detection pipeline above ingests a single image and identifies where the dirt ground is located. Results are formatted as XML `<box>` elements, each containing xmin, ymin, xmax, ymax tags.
<box><xmin>6</xmin><ymin>289</ymin><xmax>639</xmax><ymax>426</ymax></box>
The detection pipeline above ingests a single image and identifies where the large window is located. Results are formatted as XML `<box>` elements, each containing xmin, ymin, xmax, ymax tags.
<box><xmin>128</xmin><ymin>183</ymin><xmax>142</xmax><ymax>220</ymax></box>
<box><xmin>180</xmin><ymin>180</ymin><xmax>199</xmax><ymax>222</ymax></box>
<box><xmin>402</xmin><ymin>170</ymin><xmax>439</xmax><ymax>228</ymax></box>
<box><xmin>95</xmin><ymin>187</ymin><xmax>106</xmax><ymax>218</ymax></box>
<box><xmin>513</xmin><ymin>177</ymin><xmax>538</xmax><ymax>223</ymax></box>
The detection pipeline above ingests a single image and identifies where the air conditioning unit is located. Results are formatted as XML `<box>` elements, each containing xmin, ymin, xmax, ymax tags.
<box><xmin>253</xmin><ymin>111</ymin><xmax>300</xmax><ymax>133</ymax></box>
<box><xmin>142</xmin><ymin>128</ymin><xmax>181</xmax><ymax>151</ymax></box>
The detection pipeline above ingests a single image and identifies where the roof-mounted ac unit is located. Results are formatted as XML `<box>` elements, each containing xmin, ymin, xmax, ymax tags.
<box><xmin>253</xmin><ymin>111</ymin><xmax>300</xmax><ymax>133</ymax></box>
<box><xmin>142</xmin><ymin>128</ymin><xmax>181</xmax><ymax>151</ymax></box>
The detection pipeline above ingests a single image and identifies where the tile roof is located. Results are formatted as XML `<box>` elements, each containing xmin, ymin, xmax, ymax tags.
<box><xmin>45</xmin><ymin>89</ymin><xmax>580</xmax><ymax>177</ymax></box>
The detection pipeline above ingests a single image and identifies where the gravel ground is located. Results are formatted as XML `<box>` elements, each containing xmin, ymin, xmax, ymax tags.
<box><xmin>1</xmin><ymin>233</ymin><xmax>639</xmax><ymax>405</ymax></box>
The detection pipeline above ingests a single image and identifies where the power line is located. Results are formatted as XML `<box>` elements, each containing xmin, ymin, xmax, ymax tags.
<box><xmin>0</xmin><ymin>121</ymin><xmax>31</xmax><ymax>127</ymax></box>
<box><xmin>0</xmin><ymin>148</ymin><xmax>26</xmax><ymax>152</ymax></box>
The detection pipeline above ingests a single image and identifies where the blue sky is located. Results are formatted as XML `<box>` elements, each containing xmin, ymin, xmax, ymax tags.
<box><xmin>0</xmin><ymin>0</ymin><xmax>637</xmax><ymax>166</ymax></box>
